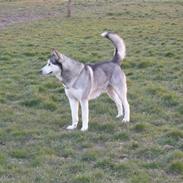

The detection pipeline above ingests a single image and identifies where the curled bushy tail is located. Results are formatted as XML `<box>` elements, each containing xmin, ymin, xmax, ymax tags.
<box><xmin>101</xmin><ymin>31</ymin><xmax>126</xmax><ymax>65</ymax></box>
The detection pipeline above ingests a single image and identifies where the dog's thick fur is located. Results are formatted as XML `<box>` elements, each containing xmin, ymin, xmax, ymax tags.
<box><xmin>41</xmin><ymin>32</ymin><xmax>130</xmax><ymax>131</ymax></box>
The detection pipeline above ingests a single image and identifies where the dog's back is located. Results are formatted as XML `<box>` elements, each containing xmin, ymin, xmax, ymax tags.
<box><xmin>87</xmin><ymin>31</ymin><xmax>127</xmax><ymax>99</ymax></box>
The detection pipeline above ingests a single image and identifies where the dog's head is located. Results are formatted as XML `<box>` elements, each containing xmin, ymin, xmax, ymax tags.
<box><xmin>41</xmin><ymin>49</ymin><xmax>63</xmax><ymax>76</ymax></box>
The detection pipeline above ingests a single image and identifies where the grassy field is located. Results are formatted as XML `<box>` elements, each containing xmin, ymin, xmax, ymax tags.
<box><xmin>0</xmin><ymin>0</ymin><xmax>183</xmax><ymax>182</ymax></box>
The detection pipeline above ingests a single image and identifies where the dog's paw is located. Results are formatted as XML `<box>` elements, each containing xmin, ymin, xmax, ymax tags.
<box><xmin>81</xmin><ymin>127</ymin><xmax>88</xmax><ymax>132</ymax></box>
<box><xmin>116</xmin><ymin>114</ymin><xmax>123</xmax><ymax>118</ymax></box>
<box><xmin>122</xmin><ymin>118</ymin><xmax>130</xmax><ymax>123</ymax></box>
<box><xmin>66</xmin><ymin>125</ymin><xmax>77</xmax><ymax>130</ymax></box>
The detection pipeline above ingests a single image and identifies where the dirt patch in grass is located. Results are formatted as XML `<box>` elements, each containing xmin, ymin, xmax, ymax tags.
<box><xmin>0</xmin><ymin>0</ymin><xmax>66</xmax><ymax>29</ymax></box>
<box><xmin>0</xmin><ymin>14</ymin><xmax>48</xmax><ymax>29</ymax></box>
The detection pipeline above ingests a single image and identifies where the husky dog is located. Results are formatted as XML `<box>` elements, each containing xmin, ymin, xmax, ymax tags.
<box><xmin>41</xmin><ymin>32</ymin><xmax>130</xmax><ymax>131</ymax></box>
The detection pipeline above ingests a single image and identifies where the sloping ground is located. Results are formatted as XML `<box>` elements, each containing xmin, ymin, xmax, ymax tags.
<box><xmin>0</xmin><ymin>0</ymin><xmax>183</xmax><ymax>183</ymax></box>
<box><xmin>0</xmin><ymin>0</ymin><xmax>66</xmax><ymax>29</ymax></box>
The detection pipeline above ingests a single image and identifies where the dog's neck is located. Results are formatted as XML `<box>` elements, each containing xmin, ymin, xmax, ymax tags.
<box><xmin>55</xmin><ymin>63</ymin><xmax>85</xmax><ymax>89</ymax></box>
<box><xmin>55</xmin><ymin>72</ymin><xmax>63</xmax><ymax>82</ymax></box>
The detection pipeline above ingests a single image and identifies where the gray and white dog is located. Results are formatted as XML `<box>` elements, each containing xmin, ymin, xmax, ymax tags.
<box><xmin>41</xmin><ymin>32</ymin><xmax>130</xmax><ymax>131</ymax></box>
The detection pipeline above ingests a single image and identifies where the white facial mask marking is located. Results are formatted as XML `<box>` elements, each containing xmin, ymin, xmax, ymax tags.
<box><xmin>41</xmin><ymin>59</ymin><xmax>61</xmax><ymax>76</ymax></box>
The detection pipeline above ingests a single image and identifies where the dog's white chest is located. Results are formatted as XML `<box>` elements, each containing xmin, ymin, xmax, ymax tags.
<box><xmin>65</xmin><ymin>88</ymin><xmax>83</xmax><ymax>100</ymax></box>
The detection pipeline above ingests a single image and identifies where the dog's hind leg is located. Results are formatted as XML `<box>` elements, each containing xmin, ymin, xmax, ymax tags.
<box><xmin>121</xmin><ymin>89</ymin><xmax>130</xmax><ymax>122</ymax></box>
<box><xmin>107</xmin><ymin>86</ymin><xmax>123</xmax><ymax>118</ymax></box>
<box><xmin>67</xmin><ymin>98</ymin><xmax>79</xmax><ymax>130</ymax></box>
<box><xmin>111</xmin><ymin>84</ymin><xmax>130</xmax><ymax>123</ymax></box>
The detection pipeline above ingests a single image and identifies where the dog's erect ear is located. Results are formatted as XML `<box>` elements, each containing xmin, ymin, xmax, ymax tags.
<box><xmin>51</xmin><ymin>48</ymin><xmax>63</xmax><ymax>62</ymax></box>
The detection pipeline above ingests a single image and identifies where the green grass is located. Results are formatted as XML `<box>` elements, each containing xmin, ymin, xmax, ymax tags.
<box><xmin>0</xmin><ymin>0</ymin><xmax>183</xmax><ymax>182</ymax></box>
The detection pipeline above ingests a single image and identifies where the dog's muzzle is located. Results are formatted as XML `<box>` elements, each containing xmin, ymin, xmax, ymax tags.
<box><xmin>40</xmin><ymin>69</ymin><xmax>53</xmax><ymax>75</ymax></box>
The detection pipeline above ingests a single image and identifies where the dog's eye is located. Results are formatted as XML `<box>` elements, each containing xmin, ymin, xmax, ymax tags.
<box><xmin>48</xmin><ymin>63</ymin><xmax>51</xmax><ymax>66</ymax></box>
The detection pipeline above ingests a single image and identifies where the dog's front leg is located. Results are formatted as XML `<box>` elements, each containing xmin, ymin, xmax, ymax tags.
<box><xmin>67</xmin><ymin>98</ymin><xmax>79</xmax><ymax>130</ymax></box>
<box><xmin>80</xmin><ymin>100</ymin><xmax>89</xmax><ymax>131</ymax></box>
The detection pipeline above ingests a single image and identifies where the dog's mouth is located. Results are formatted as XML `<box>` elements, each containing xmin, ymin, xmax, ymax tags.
<box><xmin>41</xmin><ymin>71</ymin><xmax>53</xmax><ymax>75</ymax></box>
<box><xmin>48</xmin><ymin>71</ymin><xmax>53</xmax><ymax>75</ymax></box>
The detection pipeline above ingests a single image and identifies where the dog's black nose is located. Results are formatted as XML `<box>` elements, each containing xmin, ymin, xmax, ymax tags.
<box><xmin>39</xmin><ymin>70</ymin><xmax>43</xmax><ymax>75</ymax></box>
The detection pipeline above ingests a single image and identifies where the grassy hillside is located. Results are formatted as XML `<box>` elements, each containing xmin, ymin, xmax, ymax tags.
<box><xmin>0</xmin><ymin>0</ymin><xmax>183</xmax><ymax>182</ymax></box>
